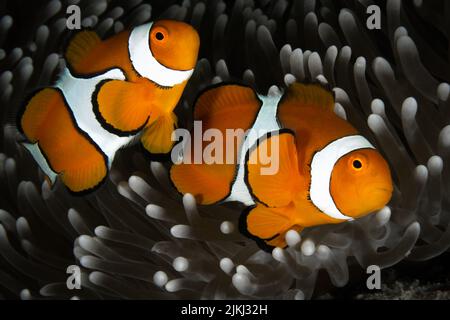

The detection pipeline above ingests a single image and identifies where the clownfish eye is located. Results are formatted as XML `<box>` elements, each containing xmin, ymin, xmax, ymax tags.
<box><xmin>155</xmin><ymin>32</ymin><xmax>165</xmax><ymax>41</ymax></box>
<box><xmin>352</xmin><ymin>159</ymin><xmax>363</xmax><ymax>170</ymax></box>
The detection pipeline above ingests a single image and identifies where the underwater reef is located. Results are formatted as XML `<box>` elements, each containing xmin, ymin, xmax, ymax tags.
<box><xmin>0</xmin><ymin>0</ymin><xmax>450</xmax><ymax>299</ymax></box>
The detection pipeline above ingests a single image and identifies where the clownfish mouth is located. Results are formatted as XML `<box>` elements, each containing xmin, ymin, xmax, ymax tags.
<box><xmin>358</xmin><ymin>185</ymin><xmax>393</xmax><ymax>208</ymax></box>
<box><xmin>376</xmin><ymin>187</ymin><xmax>392</xmax><ymax>193</ymax></box>
<box><xmin>366</xmin><ymin>182</ymin><xmax>393</xmax><ymax>194</ymax></box>
<box><xmin>372</xmin><ymin>187</ymin><xmax>393</xmax><ymax>205</ymax></box>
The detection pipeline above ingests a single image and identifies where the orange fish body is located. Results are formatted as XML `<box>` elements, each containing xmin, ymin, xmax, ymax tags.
<box><xmin>170</xmin><ymin>83</ymin><xmax>393</xmax><ymax>251</ymax></box>
<box><xmin>19</xmin><ymin>20</ymin><xmax>200</xmax><ymax>193</ymax></box>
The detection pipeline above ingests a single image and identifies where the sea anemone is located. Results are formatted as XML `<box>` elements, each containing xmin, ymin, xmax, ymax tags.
<box><xmin>0</xmin><ymin>0</ymin><xmax>449</xmax><ymax>299</ymax></box>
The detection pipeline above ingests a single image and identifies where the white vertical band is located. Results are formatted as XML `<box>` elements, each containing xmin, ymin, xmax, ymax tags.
<box><xmin>309</xmin><ymin>135</ymin><xmax>375</xmax><ymax>220</ymax></box>
<box><xmin>128</xmin><ymin>22</ymin><xmax>194</xmax><ymax>87</ymax></box>
<box><xmin>23</xmin><ymin>142</ymin><xmax>58</xmax><ymax>184</ymax></box>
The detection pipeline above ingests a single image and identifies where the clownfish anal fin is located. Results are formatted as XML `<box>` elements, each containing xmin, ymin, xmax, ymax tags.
<box><xmin>280</xmin><ymin>82</ymin><xmax>334</xmax><ymax>112</ymax></box>
<box><xmin>94</xmin><ymin>79</ymin><xmax>152</xmax><ymax>135</ymax></box>
<box><xmin>245</xmin><ymin>130</ymin><xmax>302</xmax><ymax>208</ymax></box>
<box><xmin>65</xmin><ymin>30</ymin><xmax>101</xmax><ymax>71</ymax></box>
<box><xmin>140</xmin><ymin>112</ymin><xmax>177</xmax><ymax>155</ymax></box>
<box><xmin>170</xmin><ymin>162</ymin><xmax>236</xmax><ymax>205</ymax></box>
<box><xmin>240</xmin><ymin>204</ymin><xmax>303</xmax><ymax>251</ymax></box>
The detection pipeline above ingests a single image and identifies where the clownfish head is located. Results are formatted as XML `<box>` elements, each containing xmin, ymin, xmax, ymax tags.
<box><xmin>149</xmin><ymin>20</ymin><xmax>200</xmax><ymax>72</ymax></box>
<box><xmin>329</xmin><ymin>148</ymin><xmax>393</xmax><ymax>219</ymax></box>
<box><xmin>309</xmin><ymin>135</ymin><xmax>393</xmax><ymax>222</ymax></box>
<box><xmin>128</xmin><ymin>20</ymin><xmax>200</xmax><ymax>87</ymax></box>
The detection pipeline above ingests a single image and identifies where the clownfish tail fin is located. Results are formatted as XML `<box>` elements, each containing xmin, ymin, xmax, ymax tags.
<box><xmin>65</xmin><ymin>30</ymin><xmax>101</xmax><ymax>70</ymax></box>
<box><xmin>281</xmin><ymin>82</ymin><xmax>335</xmax><ymax>112</ymax></box>
<box><xmin>19</xmin><ymin>88</ymin><xmax>60</xmax><ymax>140</ymax></box>
<box><xmin>169</xmin><ymin>84</ymin><xmax>262</xmax><ymax>205</ymax></box>
<box><xmin>20</xmin><ymin>87</ymin><xmax>108</xmax><ymax>193</ymax></box>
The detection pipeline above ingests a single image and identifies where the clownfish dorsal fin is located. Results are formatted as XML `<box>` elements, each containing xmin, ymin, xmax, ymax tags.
<box><xmin>281</xmin><ymin>82</ymin><xmax>335</xmax><ymax>112</ymax></box>
<box><xmin>194</xmin><ymin>83</ymin><xmax>261</xmax><ymax>126</ymax></box>
<box><xmin>65</xmin><ymin>30</ymin><xmax>101</xmax><ymax>70</ymax></box>
<box><xmin>245</xmin><ymin>130</ymin><xmax>302</xmax><ymax>208</ymax></box>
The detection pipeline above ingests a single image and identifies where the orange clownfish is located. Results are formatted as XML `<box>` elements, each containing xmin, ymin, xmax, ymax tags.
<box><xmin>170</xmin><ymin>82</ymin><xmax>393</xmax><ymax>251</ymax></box>
<box><xmin>18</xmin><ymin>20</ymin><xmax>200</xmax><ymax>193</ymax></box>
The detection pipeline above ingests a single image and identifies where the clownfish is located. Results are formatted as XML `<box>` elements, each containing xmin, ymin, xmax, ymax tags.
<box><xmin>18</xmin><ymin>20</ymin><xmax>200</xmax><ymax>193</ymax></box>
<box><xmin>170</xmin><ymin>82</ymin><xmax>393</xmax><ymax>251</ymax></box>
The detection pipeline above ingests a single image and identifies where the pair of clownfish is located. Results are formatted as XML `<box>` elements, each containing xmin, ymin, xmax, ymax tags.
<box><xmin>18</xmin><ymin>20</ymin><xmax>393</xmax><ymax>251</ymax></box>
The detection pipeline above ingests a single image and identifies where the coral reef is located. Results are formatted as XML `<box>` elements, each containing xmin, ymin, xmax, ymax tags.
<box><xmin>0</xmin><ymin>0</ymin><xmax>449</xmax><ymax>299</ymax></box>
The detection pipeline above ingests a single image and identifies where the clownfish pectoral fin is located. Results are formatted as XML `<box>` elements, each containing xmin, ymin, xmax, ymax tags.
<box><xmin>20</xmin><ymin>87</ymin><xmax>108</xmax><ymax>193</ymax></box>
<box><xmin>140</xmin><ymin>112</ymin><xmax>177</xmax><ymax>155</ymax></box>
<box><xmin>65</xmin><ymin>30</ymin><xmax>101</xmax><ymax>71</ymax></box>
<box><xmin>170</xmin><ymin>162</ymin><xmax>236</xmax><ymax>205</ymax></box>
<box><xmin>240</xmin><ymin>203</ymin><xmax>304</xmax><ymax>251</ymax></box>
<box><xmin>94</xmin><ymin>80</ymin><xmax>152</xmax><ymax>135</ymax></box>
<box><xmin>245</xmin><ymin>129</ymin><xmax>302</xmax><ymax>208</ymax></box>
<box><xmin>280</xmin><ymin>82</ymin><xmax>334</xmax><ymax>112</ymax></box>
